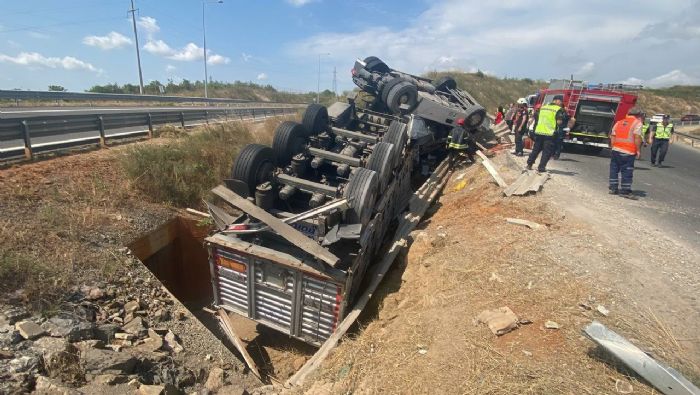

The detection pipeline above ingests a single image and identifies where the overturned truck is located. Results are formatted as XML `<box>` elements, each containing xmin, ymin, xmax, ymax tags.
<box><xmin>204</xmin><ymin>57</ymin><xmax>488</xmax><ymax>346</ymax></box>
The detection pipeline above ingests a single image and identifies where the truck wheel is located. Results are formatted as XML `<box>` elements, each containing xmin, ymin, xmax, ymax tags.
<box><xmin>344</xmin><ymin>168</ymin><xmax>378</xmax><ymax>227</ymax></box>
<box><xmin>231</xmin><ymin>144</ymin><xmax>275</xmax><ymax>197</ymax></box>
<box><xmin>301</xmin><ymin>104</ymin><xmax>328</xmax><ymax>136</ymax></box>
<box><xmin>380</xmin><ymin>77</ymin><xmax>406</xmax><ymax>105</ymax></box>
<box><xmin>383</xmin><ymin>121</ymin><xmax>408</xmax><ymax>167</ymax></box>
<box><xmin>364</xmin><ymin>56</ymin><xmax>390</xmax><ymax>73</ymax></box>
<box><xmin>387</xmin><ymin>81</ymin><xmax>418</xmax><ymax>114</ymax></box>
<box><xmin>434</xmin><ymin>76</ymin><xmax>457</xmax><ymax>92</ymax></box>
<box><xmin>462</xmin><ymin>105</ymin><xmax>487</xmax><ymax>128</ymax></box>
<box><xmin>272</xmin><ymin>121</ymin><xmax>306</xmax><ymax>166</ymax></box>
<box><xmin>366</xmin><ymin>142</ymin><xmax>396</xmax><ymax>190</ymax></box>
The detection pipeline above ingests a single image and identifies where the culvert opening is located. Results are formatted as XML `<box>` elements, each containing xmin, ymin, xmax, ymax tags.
<box><xmin>128</xmin><ymin>215</ymin><xmax>315</xmax><ymax>382</ymax></box>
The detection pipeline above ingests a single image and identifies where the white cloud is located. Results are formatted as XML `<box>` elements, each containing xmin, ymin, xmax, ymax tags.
<box><xmin>137</xmin><ymin>16</ymin><xmax>160</xmax><ymax>39</ymax></box>
<box><xmin>0</xmin><ymin>52</ymin><xmax>100</xmax><ymax>72</ymax></box>
<box><xmin>257</xmin><ymin>73</ymin><xmax>268</xmax><ymax>80</ymax></box>
<box><xmin>207</xmin><ymin>54</ymin><xmax>230</xmax><ymax>65</ymax></box>
<box><xmin>619</xmin><ymin>70</ymin><xmax>700</xmax><ymax>88</ymax></box>
<box><xmin>242</xmin><ymin>52</ymin><xmax>253</xmax><ymax>62</ymax></box>
<box><xmin>166</xmin><ymin>64</ymin><xmax>176</xmax><ymax>72</ymax></box>
<box><xmin>144</xmin><ymin>40</ymin><xmax>229</xmax><ymax>65</ymax></box>
<box><xmin>143</xmin><ymin>40</ymin><xmax>174</xmax><ymax>56</ymax></box>
<box><xmin>83</xmin><ymin>32</ymin><xmax>132</xmax><ymax>50</ymax></box>
<box><xmin>286</xmin><ymin>0</ymin><xmax>316</xmax><ymax>6</ymax></box>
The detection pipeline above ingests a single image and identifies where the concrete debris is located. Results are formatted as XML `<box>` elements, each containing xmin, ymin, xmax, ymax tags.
<box><xmin>476</xmin><ymin>306</ymin><xmax>519</xmax><ymax>336</ymax></box>
<box><xmin>205</xmin><ymin>367</ymin><xmax>225</xmax><ymax>392</ymax></box>
<box><xmin>596</xmin><ymin>305</ymin><xmax>610</xmax><ymax>317</ymax></box>
<box><xmin>615</xmin><ymin>379</ymin><xmax>634</xmax><ymax>394</ymax></box>
<box><xmin>121</xmin><ymin>316</ymin><xmax>148</xmax><ymax>337</ymax></box>
<box><xmin>544</xmin><ymin>320</ymin><xmax>560</xmax><ymax>329</ymax></box>
<box><xmin>505</xmin><ymin>217</ymin><xmax>543</xmax><ymax>230</ymax></box>
<box><xmin>164</xmin><ymin>330</ymin><xmax>184</xmax><ymax>354</ymax></box>
<box><xmin>15</xmin><ymin>320</ymin><xmax>46</xmax><ymax>340</ymax></box>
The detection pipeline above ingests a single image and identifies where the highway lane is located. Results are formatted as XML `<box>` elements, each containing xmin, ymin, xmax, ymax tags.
<box><xmin>546</xmin><ymin>142</ymin><xmax>700</xmax><ymax>252</ymax></box>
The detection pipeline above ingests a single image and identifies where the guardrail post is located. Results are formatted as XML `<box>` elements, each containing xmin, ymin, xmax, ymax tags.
<box><xmin>205</xmin><ymin>110</ymin><xmax>209</xmax><ymax>124</ymax></box>
<box><xmin>180</xmin><ymin>112</ymin><xmax>186</xmax><ymax>128</ymax></box>
<box><xmin>147</xmin><ymin>113</ymin><xmax>153</xmax><ymax>138</ymax></box>
<box><xmin>21</xmin><ymin>121</ymin><xmax>33</xmax><ymax>160</ymax></box>
<box><xmin>97</xmin><ymin>116</ymin><xmax>106</xmax><ymax>147</ymax></box>
<box><xmin>252</xmin><ymin>109</ymin><xmax>256</xmax><ymax>120</ymax></box>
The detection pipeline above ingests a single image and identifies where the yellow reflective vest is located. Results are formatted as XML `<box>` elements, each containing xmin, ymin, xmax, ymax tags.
<box><xmin>535</xmin><ymin>104</ymin><xmax>561</xmax><ymax>136</ymax></box>
<box><xmin>654</xmin><ymin>123</ymin><xmax>673</xmax><ymax>139</ymax></box>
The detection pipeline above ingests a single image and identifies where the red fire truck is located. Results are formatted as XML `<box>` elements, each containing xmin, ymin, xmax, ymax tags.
<box><xmin>533</xmin><ymin>80</ymin><xmax>640</xmax><ymax>153</ymax></box>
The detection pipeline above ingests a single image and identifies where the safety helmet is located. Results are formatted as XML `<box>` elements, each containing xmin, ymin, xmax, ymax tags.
<box><xmin>456</xmin><ymin>118</ymin><xmax>465</xmax><ymax>126</ymax></box>
<box><xmin>517</xmin><ymin>98</ymin><xmax>527</xmax><ymax>105</ymax></box>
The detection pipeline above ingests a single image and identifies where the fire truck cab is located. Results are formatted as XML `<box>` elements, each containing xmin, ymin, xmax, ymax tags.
<box><xmin>533</xmin><ymin>80</ymin><xmax>640</xmax><ymax>153</ymax></box>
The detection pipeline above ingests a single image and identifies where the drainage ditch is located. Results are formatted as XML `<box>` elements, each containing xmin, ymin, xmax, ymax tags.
<box><xmin>128</xmin><ymin>215</ymin><xmax>315</xmax><ymax>382</ymax></box>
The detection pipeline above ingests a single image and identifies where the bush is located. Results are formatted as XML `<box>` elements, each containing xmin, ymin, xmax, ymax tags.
<box><xmin>0</xmin><ymin>251</ymin><xmax>65</xmax><ymax>311</ymax></box>
<box><xmin>121</xmin><ymin>122</ymin><xmax>256</xmax><ymax>207</ymax></box>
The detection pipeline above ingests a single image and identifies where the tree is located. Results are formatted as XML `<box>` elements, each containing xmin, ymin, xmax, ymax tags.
<box><xmin>48</xmin><ymin>85</ymin><xmax>66</xmax><ymax>92</ymax></box>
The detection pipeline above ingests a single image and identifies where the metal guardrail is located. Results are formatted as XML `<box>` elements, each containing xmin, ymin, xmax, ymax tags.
<box><xmin>0</xmin><ymin>89</ymin><xmax>308</xmax><ymax>106</ymax></box>
<box><xmin>0</xmin><ymin>106</ymin><xmax>302</xmax><ymax>161</ymax></box>
<box><xmin>674</xmin><ymin>131</ymin><xmax>699</xmax><ymax>147</ymax></box>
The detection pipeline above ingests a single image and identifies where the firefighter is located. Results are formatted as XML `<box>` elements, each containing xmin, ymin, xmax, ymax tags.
<box><xmin>609</xmin><ymin>107</ymin><xmax>644</xmax><ymax>199</ymax></box>
<box><xmin>511</xmin><ymin>98</ymin><xmax>529</xmax><ymax>156</ymax></box>
<box><xmin>526</xmin><ymin>95</ymin><xmax>566</xmax><ymax>172</ymax></box>
<box><xmin>649</xmin><ymin>114</ymin><xmax>674</xmax><ymax>167</ymax></box>
<box><xmin>447</xmin><ymin>118</ymin><xmax>477</xmax><ymax>165</ymax></box>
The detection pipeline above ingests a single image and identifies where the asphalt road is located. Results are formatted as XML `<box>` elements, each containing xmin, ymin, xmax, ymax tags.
<box><xmin>548</xmin><ymin>142</ymin><xmax>700</xmax><ymax>252</ymax></box>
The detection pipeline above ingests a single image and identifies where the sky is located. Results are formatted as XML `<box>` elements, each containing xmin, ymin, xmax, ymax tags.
<box><xmin>0</xmin><ymin>0</ymin><xmax>699</xmax><ymax>94</ymax></box>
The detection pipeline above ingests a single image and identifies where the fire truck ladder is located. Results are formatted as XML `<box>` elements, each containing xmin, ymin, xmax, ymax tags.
<box><xmin>566</xmin><ymin>80</ymin><xmax>585</xmax><ymax>116</ymax></box>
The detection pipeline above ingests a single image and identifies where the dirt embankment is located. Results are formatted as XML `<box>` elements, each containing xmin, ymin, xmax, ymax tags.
<box><xmin>301</xmin><ymin>153</ymin><xmax>699</xmax><ymax>394</ymax></box>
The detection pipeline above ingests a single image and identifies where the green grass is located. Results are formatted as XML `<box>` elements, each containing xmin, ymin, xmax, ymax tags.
<box><xmin>121</xmin><ymin>122</ymin><xmax>256</xmax><ymax>207</ymax></box>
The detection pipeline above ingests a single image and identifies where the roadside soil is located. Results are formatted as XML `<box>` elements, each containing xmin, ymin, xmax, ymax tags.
<box><xmin>0</xmin><ymin>121</ymin><xmax>279</xmax><ymax>393</ymax></box>
<box><xmin>301</xmin><ymin>151</ymin><xmax>699</xmax><ymax>394</ymax></box>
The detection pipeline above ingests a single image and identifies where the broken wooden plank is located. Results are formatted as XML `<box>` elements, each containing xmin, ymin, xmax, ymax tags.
<box><xmin>584</xmin><ymin>321</ymin><xmax>700</xmax><ymax>395</ymax></box>
<box><xmin>475</xmin><ymin>150</ymin><xmax>507</xmax><ymax>188</ymax></box>
<box><xmin>286</xmin><ymin>160</ymin><xmax>451</xmax><ymax>388</ymax></box>
<box><xmin>211</xmin><ymin>185</ymin><xmax>340</xmax><ymax>267</ymax></box>
<box><xmin>186</xmin><ymin>208</ymin><xmax>210</xmax><ymax>218</ymax></box>
<box><xmin>505</xmin><ymin>217</ymin><xmax>543</xmax><ymax>230</ymax></box>
<box><xmin>218</xmin><ymin>309</ymin><xmax>262</xmax><ymax>381</ymax></box>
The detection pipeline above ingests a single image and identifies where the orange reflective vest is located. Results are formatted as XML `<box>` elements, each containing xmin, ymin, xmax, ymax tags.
<box><xmin>611</xmin><ymin>116</ymin><xmax>640</xmax><ymax>155</ymax></box>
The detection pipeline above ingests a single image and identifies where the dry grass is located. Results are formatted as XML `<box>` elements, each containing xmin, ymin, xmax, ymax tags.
<box><xmin>303</xmin><ymin>156</ymin><xmax>698</xmax><ymax>394</ymax></box>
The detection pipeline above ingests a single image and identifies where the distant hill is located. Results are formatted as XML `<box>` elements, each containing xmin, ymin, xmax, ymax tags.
<box><xmin>425</xmin><ymin>71</ymin><xmax>700</xmax><ymax>118</ymax></box>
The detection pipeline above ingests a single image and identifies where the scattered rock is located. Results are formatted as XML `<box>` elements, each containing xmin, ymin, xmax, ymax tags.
<box><xmin>122</xmin><ymin>317</ymin><xmax>148</xmax><ymax>337</ymax></box>
<box><xmin>153</xmin><ymin>309</ymin><xmax>170</xmax><ymax>322</ymax></box>
<box><xmin>138</xmin><ymin>384</ymin><xmax>166</xmax><ymax>395</ymax></box>
<box><xmin>124</xmin><ymin>300</ymin><xmax>141</xmax><ymax>315</ymax></box>
<box><xmin>94</xmin><ymin>373</ymin><xmax>128</xmax><ymax>385</ymax></box>
<box><xmin>8</xmin><ymin>355</ymin><xmax>40</xmax><ymax>375</ymax></box>
<box><xmin>205</xmin><ymin>367</ymin><xmax>225</xmax><ymax>391</ymax></box>
<box><xmin>417</xmin><ymin>349</ymin><xmax>428</xmax><ymax>355</ymax></box>
<box><xmin>80</xmin><ymin>348</ymin><xmax>138</xmax><ymax>374</ymax></box>
<box><xmin>34</xmin><ymin>375</ymin><xmax>80</xmax><ymax>395</ymax></box>
<box><xmin>135</xmin><ymin>329</ymin><xmax>164</xmax><ymax>353</ymax></box>
<box><xmin>488</xmin><ymin>272</ymin><xmax>504</xmax><ymax>283</ymax></box>
<box><xmin>164</xmin><ymin>331</ymin><xmax>183</xmax><ymax>354</ymax></box>
<box><xmin>95</xmin><ymin>324</ymin><xmax>119</xmax><ymax>342</ymax></box>
<box><xmin>15</xmin><ymin>320</ymin><xmax>46</xmax><ymax>340</ymax></box>
<box><xmin>74</xmin><ymin>339</ymin><xmax>105</xmax><ymax>352</ymax></box>
<box><xmin>0</xmin><ymin>328</ymin><xmax>23</xmax><ymax>346</ymax></box>
<box><xmin>42</xmin><ymin>317</ymin><xmax>95</xmax><ymax>342</ymax></box>
<box><xmin>174</xmin><ymin>310</ymin><xmax>186</xmax><ymax>321</ymax></box>
<box><xmin>114</xmin><ymin>332</ymin><xmax>136</xmax><ymax>341</ymax></box>
<box><xmin>1</xmin><ymin>307</ymin><xmax>30</xmax><ymax>324</ymax></box>
<box><xmin>88</xmin><ymin>287</ymin><xmax>104</xmax><ymax>300</ymax></box>
<box><xmin>35</xmin><ymin>337</ymin><xmax>84</xmax><ymax>384</ymax></box>
<box><xmin>615</xmin><ymin>379</ymin><xmax>633</xmax><ymax>394</ymax></box>
<box><xmin>522</xmin><ymin>350</ymin><xmax>533</xmax><ymax>357</ymax></box>
<box><xmin>0</xmin><ymin>350</ymin><xmax>14</xmax><ymax>359</ymax></box>
<box><xmin>544</xmin><ymin>320</ymin><xmax>560</xmax><ymax>329</ymax></box>
<box><xmin>476</xmin><ymin>307</ymin><xmax>519</xmax><ymax>336</ymax></box>
<box><xmin>128</xmin><ymin>378</ymin><xmax>141</xmax><ymax>388</ymax></box>
<box><xmin>596</xmin><ymin>305</ymin><xmax>610</xmax><ymax>317</ymax></box>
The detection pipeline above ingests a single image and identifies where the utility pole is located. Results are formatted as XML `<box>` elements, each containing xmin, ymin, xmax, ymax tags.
<box><xmin>332</xmin><ymin>66</ymin><xmax>337</xmax><ymax>98</ymax></box>
<box><xmin>202</xmin><ymin>1</ymin><xmax>223</xmax><ymax>99</ymax></box>
<box><xmin>128</xmin><ymin>0</ymin><xmax>145</xmax><ymax>95</ymax></box>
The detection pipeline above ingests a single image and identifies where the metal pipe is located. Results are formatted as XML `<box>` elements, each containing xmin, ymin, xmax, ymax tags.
<box><xmin>330</xmin><ymin>126</ymin><xmax>378</xmax><ymax>143</ymax></box>
<box><xmin>275</xmin><ymin>173</ymin><xmax>338</xmax><ymax>197</ymax></box>
<box><xmin>307</xmin><ymin>147</ymin><xmax>362</xmax><ymax>167</ymax></box>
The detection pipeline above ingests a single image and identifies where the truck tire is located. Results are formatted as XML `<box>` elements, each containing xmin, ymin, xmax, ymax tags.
<box><xmin>434</xmin><ymin>76</ymin><xmax>457</xmax><ymax>92</ymax></box>
<box><xmin>344</xmin><ymin>168</ymin><xmax>378</xmax><ymax>227</ymax></box>
<box><xmin>366</xmin><ymin>142</ymin><xmax>395</xmax><ymax>190</ymax></box>
<box><xmin>462</xmin><ymin>105</ymin><xmax>487</xmax><ymax>128</ymax></box>
<box><xmin>380</xmin><ymin>77</ymin><xmax>406</xmax><ymax>106</ymax></box>
<box><xmin>301</xmin><ymin>104</ymin><xmax>328</xmax><ymax>136</ymax></box>
<box><xmin>231</xmin><ymin>144</ymin><xmax>275</xmax><ymax>197</ymax></box>
<box><xmin>383</xmin><ymin>121</ymin><xmax>408</xmax><ymax>167</ymax></box>
<box><xmin>272</xmin><ymin>121</ymin><xmax>306</xmax><ymax>166</ymax></box>
<box><xmin>386</xmin><ymin>81</ymin><xmax>418</xmax><ymax>114</ymax></box>
<box><xmin>363</xmin><ymin>56</ymin><xmax>390</xmax><ymax>73</ymax></box>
